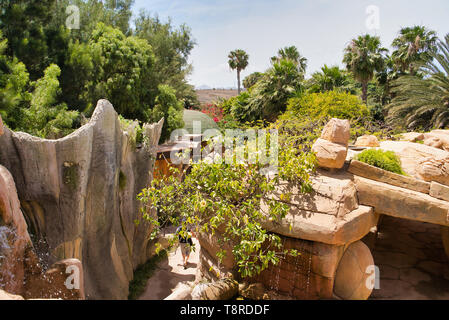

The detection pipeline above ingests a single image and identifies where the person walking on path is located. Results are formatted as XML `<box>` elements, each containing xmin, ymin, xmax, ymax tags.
<box><xmin>176</xmin><ymin>225</ymin><xmax>196</xmax><ymax>269</ymax></box>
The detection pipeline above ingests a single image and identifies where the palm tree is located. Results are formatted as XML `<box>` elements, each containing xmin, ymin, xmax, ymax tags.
<box><xmin>387</xmin><ymin>34</ymin><xmax>449</xmax><ymax>130</ymax></box>
<box><xmin>308</xmin><ymin>65</ymin><xmax>355</xmax><ymax>93</ymax></box>
<box><xmin>271</xmin><ymin>46</ymin><xmax>307</xmax><ymax>74</ymax></box>
<box><xmin>391</xmin><ymin>25</ymin><xmax>438</xmax><ymax>75</ymax></box>
<box><xmin>228</xmin><ymin>49</ymin><xmax>249</xmax><ymax>94</ymax></box>
<box><xmin>343</xmin><ymin>34</ymin><xmax>388</xmax><ymax>104</ymax></box>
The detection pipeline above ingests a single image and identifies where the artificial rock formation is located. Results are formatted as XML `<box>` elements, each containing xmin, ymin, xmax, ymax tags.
<box><xmin>0</xmin><ymin>165</ymin><xmax>34</xmax><ymax>294</ymax></box>
<box><xmin>195</xmin><ymin>122</ymin><xmax>449</xmax><ymax>301</ymax></box>
<box><xmin>312</xmin><ymin>118</ymin><xmax>350</xmax><ymax>169</ymax></box>
<box><xmin>354</xmin><ymin>135</ymin><xmax>380</xmax><ymax>147</ymax></box>
<box><xmin>0</xmin><ymin>100</ymin><xmax>163</xmax><ymax>299</ymax></box>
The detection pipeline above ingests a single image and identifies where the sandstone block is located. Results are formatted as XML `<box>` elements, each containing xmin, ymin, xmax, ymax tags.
<box><xmin>312</xmin><ymin>138</ymin><xmax>347</xmax><ymax>169</ymax></box>
<box><xmin>320</xmin><ymin>118</ymin><xmax>350</xmax><ymax>145</ymax></box>
<box><xmin>354</xmin><ymin>176</ymin><xmax>449</xmax><ymax>226</ymax></box>
<box><xmin>354</xmin><ymin>135</ymin><xmax>380</xmax><ymax>147</ymax></box>
<box><xmin>430</xmin><ymin>182</ymin><xmax>449</xmax><ymax>202</ymax></box>
<box><xmin>349</xmin><ymin>160</ymin><xmax>430</xmax><ymax>194</ymax></box>
<box><xmin>416</xmin><ymin>155</ymin><xmax>449</xmax><ymax>186</ymax></box>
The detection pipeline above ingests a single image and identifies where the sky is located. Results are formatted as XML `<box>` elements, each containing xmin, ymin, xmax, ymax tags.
<box><xmin>131</xmin><ymin>0</ymin><xmax>449</xmax><ymax>89</ymax></box>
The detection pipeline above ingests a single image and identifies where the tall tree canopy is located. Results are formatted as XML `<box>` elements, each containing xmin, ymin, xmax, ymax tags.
<box><xmin>387</xmin><ymin>34</ymin><xmax>449</xmax><ymax>130</ymax></box>
<box><xmin>391</xmin><ymin>25</ymin><xmax>438</xmax><ymax>75</ymax></box>
<box><xmin>343</xmin><ymin>34</ymin><xmax>388</xmax><ymax>104</ymax></box>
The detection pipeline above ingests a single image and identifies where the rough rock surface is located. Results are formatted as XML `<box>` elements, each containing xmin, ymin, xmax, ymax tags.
<box><xmin>333</xmin><ymin>240</ymin><xmax>374</xmax><ymax>300</ymax></box>
<box><xmin>0</xmin><ymin>289</ymin><xmax>24</xmax><ymax>300</ymax></box>
<box><xmin>379</xmin><ymin>141</ymin><xmax>449</xmax><ymax>179</ymax></box>
<box><xmin>416</xmin><ymin>156</ymin><xmax>449</xmax><ymax>186</ymax></box>
<box><xmin>0</xmin><ymin>165</ymin><xmax>34</xmax><ymax>295</ymax></box>
<box><xmin>354</xmin><ymin>176</ymin><xmax>449</xmax><ymax>227</ymax></box>
<box><xmin>320</xmin><ymin>118</ymin><xmax>350</xmax><ymax>145</ymax></box>
<box><xmin>0</xmin><ymin>99</ymin><xmax>163</xmax><ymax>299</ymax></box>
<box><xmin>191</xmin><ymin>278</ymin><xmax>238</xmax><ymax>300</ymax></box>
<box><xmin>424</xmin><ymin>132</ymin><xmax>449</xmax><ymax>151</ymax></box>
<box><xmin>312</xmin><ymin>119</ymin><xmax>350</xmax><ymax>169</ymax></box>
<box><xmin>400</xmin><ymin>132</ymin><xmax>424</xmax><ymax>142</ymax></box>
<box><xmin>349</xmin><ymin>160</ymin><xmax>430</xmax><ymax>194</ymax></box>
<box><xmin>354</xmin><ymin>135</ymin><xmax>380</xmax><ymax>147</ymax></box>
<box><xmin>312</xmin><ymin>138</ymin><xmax>347</xmax><ymax>169</ymax></box>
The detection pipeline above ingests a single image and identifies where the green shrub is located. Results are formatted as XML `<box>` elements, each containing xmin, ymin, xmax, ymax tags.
<box><xmin>286</xmin><ymin>90</ymin><xmax>370</xmax><ymax>121</ymax></box>
<box><xmin>355</xmin><ymin>149</ymin><xmax>405</xmax><ymax>175</ymax></box>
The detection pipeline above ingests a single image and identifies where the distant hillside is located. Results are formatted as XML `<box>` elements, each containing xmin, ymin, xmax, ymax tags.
<box><xmin>196</xmin><ymin>89</ymin><xmax>239</xmax><ymax>105</ymax></box>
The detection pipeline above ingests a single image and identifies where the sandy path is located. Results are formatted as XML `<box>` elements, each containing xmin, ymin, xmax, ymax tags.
<box><xmin>138</xmin><ymin>238</ymin><xmax>200</xmax><ymax>300</ymax></box>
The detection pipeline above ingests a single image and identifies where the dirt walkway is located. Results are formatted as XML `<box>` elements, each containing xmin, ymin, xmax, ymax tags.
<box><xmin>138</xmin><ymin>238</ymin><xmax>200</xmax><ymax>300</ymax></box>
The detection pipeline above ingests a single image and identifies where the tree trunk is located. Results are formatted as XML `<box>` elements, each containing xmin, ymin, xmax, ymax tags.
<box><xmin>362</xmin><ymin>81</ymin><xmax>368</xmax><ymax>104</ymax></box>
<box><xmin>237</xmin><ymin>69</ymin><xmax>241</xmax><ymax>95</ymax></box>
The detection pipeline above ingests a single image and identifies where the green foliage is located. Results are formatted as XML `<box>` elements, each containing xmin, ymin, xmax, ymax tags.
<box><xmin>387</xmin><ymin>34</ymin><xmax>449</xmax><ymax>130</ymax></box>
<box><xmin>223</xmin><ymin>59</ymin><xmax>304</xmax><ymax>123</ymax></box>
<box><xmin>138</xmin><ymin>143</ymin><xmax>316</xmax><ymax>278</ymax></box>
<box><xmin>20</xmin><ymin>64</ymin><xmax>79</xmax><ymax>139</ymax></box>
<box><xmin>0</xmin><ymin>31</ymin><xmax>31</xmax><ymax>127</ymax></box>
<box><xmin>271</xmin><ymin>46</ymin><xmax>307</xmax><ymax>74</ymax></box>
<box><xmin>286</xmin><ymin>90</ymin><xmax>370</xmax><ymax>121</ymax></box>
<box><xmin>67</xmin><ymin>23</ymin><xmax>156</xmax><ymax>119</ymax></box>
<box><xmin>149</xmin><ymin>84</ymin><xmax>185</xmax><ymax>143</ymax></box>
<box><xmin>355</xmin><ymin>149</ymin><xmax>405</xmax><ymax>175</ymax></box>
<box><xmin>128</xmin><ymin>249</ymin><xmax>168</xmax><ymax>300</ymax></box>
<box><xmin>343</xmin><ymin>34</ymin><xmax>388</xmax><ymax>103</ymax></box>
<box><xmin>307</xmin><ymin>65</ymin><xmax>356</xmax><ymax>94</ymax></box>
<box><xmin>243</xmin><ymin>72</ymin><xmax>264</xmax><ymax>89</ymax></box>
<box><xmin>134</xmin><ymin>10</ymin><xmax>198</xmax><ymax>109</ymax></box>
<box><xmin>391</xmin><ymin>25</ymin><xmax>438</xmax><ymax>75</ymax></box>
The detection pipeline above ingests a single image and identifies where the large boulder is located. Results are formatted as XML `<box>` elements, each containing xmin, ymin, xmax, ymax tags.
<box><xmin>312</xmin><ymin>119</ymin><xmax>350</xmax><ymax>169</ymax></box>
<box><xmin>333</xmin><ymin>240</ymin><xmax>374</xmax><ymax>300</ymax></box>
<box><xmin>354</xmin><ymin>135</ymin><xmax>380</xmax><ymax>147</ymax></box>
<box><xmin>312</xmin><ymin>138</ymin><xmax>347</xmax><ymax>169</ymax></box>
<box><xmin>0</xmin><ymin>100</ymin><xmax>164</xmax><ymax>299</ymax></box>
<box><xmin>416</xmin><ymin>156</ymin><xmax>449</xmax><ymax>186</ymax></box>
<box><xmin>424</xmin><ymin>132</ymin><xmax>449</xmax><ymax>151</ymax></box>
<box><xmin>320</xmin><ymin>118</ymin><xmax>350</xmax><ymax>145</ymax></box>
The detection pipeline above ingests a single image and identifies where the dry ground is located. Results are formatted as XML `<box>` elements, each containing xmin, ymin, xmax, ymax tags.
<box><xmin>195</xmin><ymin>89</ymin><xmax>239</xmax><ymax>105</ymax></box>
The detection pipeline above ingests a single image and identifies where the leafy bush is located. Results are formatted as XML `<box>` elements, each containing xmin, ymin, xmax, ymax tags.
<box><xmin>138</xmin><ymin>143</ymin><xmax>316</xmax><ymax>278</ymax></box>
<box><xmin>286</xmin><ymin>90</ymin><xmax>370</xmax><ymax>121</ymax></box>
<box><xmin>355</xmin><ymin>149</ymin><xmax>405</xmax><ymax>175</ymax></box>
<box><xmin>243</xmin><ymin>72</ymin><xmax>264</xmax><ymax>89</ymax></box>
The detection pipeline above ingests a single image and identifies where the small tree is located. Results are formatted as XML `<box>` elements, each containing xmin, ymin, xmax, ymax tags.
<box><xmin>228</xmin><ymin>49</ymin><xmax>249</xmax><ymax>94</ymax></box>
